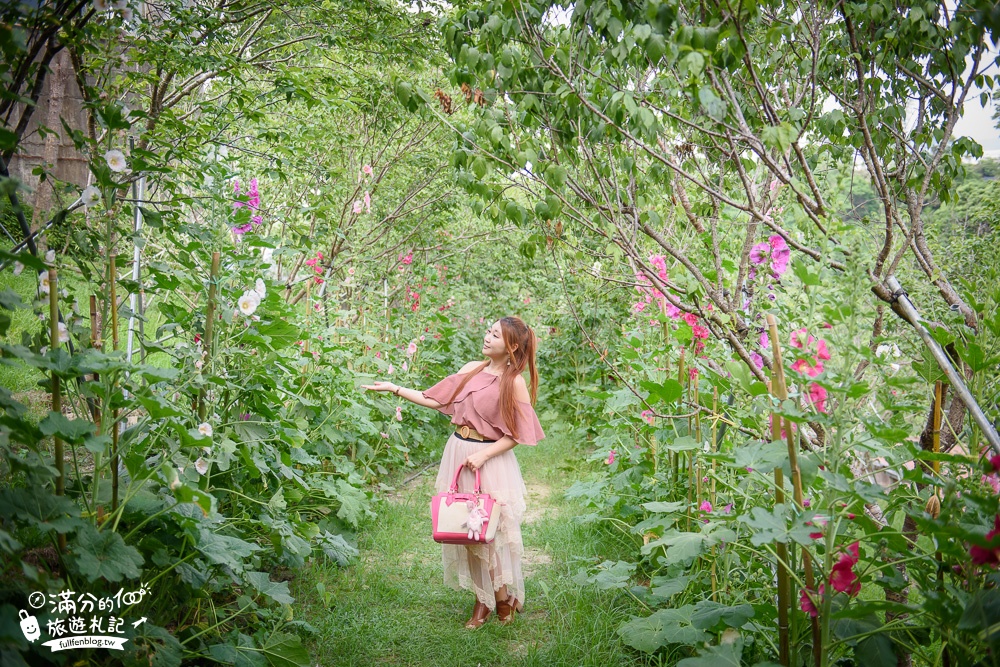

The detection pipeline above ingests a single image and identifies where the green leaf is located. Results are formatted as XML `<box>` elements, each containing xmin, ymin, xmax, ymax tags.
<box><xmin>855</xmin><ymin>634</ymin><xmax>897</xmax><ymax>667</ymax></box>
<box><xmin>39</xmin><ymin>412</ymin><xmax>96</xmax><ymax>443</ymax></box>
<box><xmin>691</xmin><ymin>600</ymin><xmax>755</xmax><ymax>629</ymax></box>
<box><xmin>617</xmin><ymin>606</ymin><xmax>709</xmax><ymax>652</ymax></box>
<box><xmin>642</xmin><ymin>530</ymin><xmax>705</xmax><ymax>564</ymax></box>
<box><xmin>641</xmin><ymin>501</ymin><xmax>688</xmax><ymax>514</ymax></box>
<box><xmin>732</xmin><ymin>439</ymin><xmax>788</xmax><ymax>472</ymax></box>
<box><xmin>649</xmin><ymin>574</ymin><xmax>690</xmax><ymax>600</ymax></box>
<box><xmin>640</xmin><ymin>378</ymin><xmax>683</xmax><ymax>404</ymax></box>
<box><xmin>316</xmin><ymin>530</ymin><xmax>358</xmax><ymax>566</ymax></box>
<box><xmin>71</xmin><ymin>524</ymin><xmax>144</xmax><ymax>583</ymax></box>
<box><xmin>0</xmin><ymin>489</ymin><xmax>84</xmax><ymax>533</ymax></box>
<box><xmin>246</xmin><ymin>571</ymin><xmax>295</xmax><ymax>605</ymax></box>
<box><xmin>196</xmin><ymin>528</ymin><xmax>261</xmax><ymax>572</ymax></box>
<box><xmin>739</xmin><ymin>504</ymin><xmax>815</xmax><ymax>546</ymax></box>
<box><xmin>208</xmin><ymin>633</ymin><xmax>267</xmax><ymax>667</ymax></box>
<box><xmin>256</xmin><ymin>319</ymin><xmax>300</xmax><ymax>350</ymax></box>
<box><xmin>259</xmin><ymin>631</ymin><xmax>310</xmax><ymax>667</ymax></box>
<box><xmin>677</xmin><ymin>639</ymin><xmax>743</xmax><ymax>667</ymax></box>
<box><xmin>122</xmin><ymin>622</ymin><xmax>183</xmax><ymax>667</ymax></box>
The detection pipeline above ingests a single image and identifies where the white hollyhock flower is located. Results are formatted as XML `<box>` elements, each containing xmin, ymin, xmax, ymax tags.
<box><xmin>12</xmin><ymin>261</ymin><xmax>23</xmax><ymax>276</ymax></box>
<box><xmin>104</xmin><ymin>149</ymin><xmax>127</xmax><ymax>172</ymax></box>
<box><xmin>94</xmin><ymin>0</ymin><xmax>110</xmax><ymax>10</ymax></box>
<box><xmin>81</xmin><ymin>186</ymin><xmax>101</xmax><ymax>208</ymax></box>
<box><xmin>238</xmin><ymin>290</ymin><xmax>260</xmax><ymax>316</ymax></box>
<box><xmin>198</xmin><ymin>422</ymin><xmax>213</xmax><ymax>438</ymax></box>
<box><xmin>112</xmin><ymin>0</ymin><xmax>127</xmax><ymax>8</ymax></box>
<box><xmin>45</xmin><ymin>249</ymin><xmax>55</xmax><ymax>263</ymax></box>
<box><xmin>120</xmin><ymin>7</ymin><xmax>134</xmax><ymax>21</ymax></box>
<box><xmin>57</xmin><ymin>322</ymin><xmax>69</xmax><ymax>343</ymax></box>
<box><xmin>255</xmin><ymin>278</ymin><xmax>266</xmax><ymax>298</ymax></box>
<box><xmin>169</xmin><ymin>467</ymin><xmax>182</xmax><ymax>490</ymax></box>
<box><xmin>38</xmin><ymin>272</ymin><xmax>50</xmax><ymax>295</ymax></box>
<box><xmin>195</xmin><ymin>457</ymin><xmax>209</xmax><ymax>475</ymax></box>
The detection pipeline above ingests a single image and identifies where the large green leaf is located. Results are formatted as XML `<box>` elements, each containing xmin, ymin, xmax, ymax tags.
<box><xmin>259</xmin><ymin>630</ymin><xmax>310</xmax><ymax>667</ymax></box>
<box><xmin>196</xmin><ymin>528</ymin><xmax>261</xmax><ymax>571</ymax></box>
<box><xmin>677</xmin><ymin>638</ymin><xmax>743</xmax><ymax>667</ymax></box>
<box><xmin>246</xmin><ymin>571</ymin><xmax>295</xmax><ymax>605</ymax></box>
<box><xmin>256</xmin><ymin>319</ymin><xmax>301</xmax><ymax>350</ymax></box>
<box><xmin>121</xmin><ymin>622</ymin><xmax>183</xmax><ymax>667</ymax></box>
<box><xmin>39</xmin><ymin>412</ymin><xmax>96</xmax><ymax>444</ymax></box>
<box><xmin>71</xmin><ymin>524</ymin><xmax>144</xmax><ymax>583</ymax></box>
<box><xmin>739</xmin><ymin>505</ymin><xmax>815</xmax><ymax>546</ymax></box>
<box><xmin>0</xmin><ymin>489</ymin><xmax>85</xmax><ymax>533</ymax></box>
<box><xmin>690</xmin><ymin>600</ymin><xmax>755</xmax><ymax>629</ymax></box>
<box><xmin>617</xmin><ymin>606</ymin><xmax>709</xmax><ymax>652</ymax></box>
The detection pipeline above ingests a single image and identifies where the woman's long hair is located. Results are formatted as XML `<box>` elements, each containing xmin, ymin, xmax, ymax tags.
<box><xmin>443</xmin><ymin>316</ymin><xmax>539</xmax><ymax>441</ymax></box>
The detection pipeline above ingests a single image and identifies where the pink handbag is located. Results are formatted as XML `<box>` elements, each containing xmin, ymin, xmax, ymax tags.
<box><xmin>431</xmin><ymin>467</ymin><xmax>500</xmax><ymax>545</ymax></box>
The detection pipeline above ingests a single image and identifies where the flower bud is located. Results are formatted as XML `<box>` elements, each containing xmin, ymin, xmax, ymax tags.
<box><xmin>925</xmin><ymin>494</ymin><xmax>941</xmax><ymax>519</ymax></box>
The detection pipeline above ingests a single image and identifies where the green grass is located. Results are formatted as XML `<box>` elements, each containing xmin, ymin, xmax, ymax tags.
<box><xmin>290</xmin><ymin>427</ymin><xmax>653</xmax><ymax>667</ymax></box>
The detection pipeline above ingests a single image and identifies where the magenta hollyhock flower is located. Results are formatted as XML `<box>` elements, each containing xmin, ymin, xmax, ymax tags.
<box><xmin>750</xmin><ymin>242</ymin><xmax>771</xmax><ymax>265</ymax></box>
<box><xmin>723</xmin><ymin>503</ymin><xmax>733</xmax><ymax>514</ymax></box>
<box><xmin>970</xmin><ymin>515</ymin><xmax>1000</xmax><ymax>566</ymax></box>
<box><xmin>760</xmin><ymin>331</ymin><xmax>770</xmax><ymax>348</ymax></box>
<box><xmin>750</xmin><ymin>352</ymin><xmax>764</xmax><ymax>369</ymax></box>
<box><xmin>251</xmin><ymin>215</ymin><xmax>262</xmax><ymax>227</ymax></box>
<box><xmin>402</xmin><ymin>252</ymin><xmax>413</xmax><ymax>265</ymax></box>
<box><xmin>683</xmin><ymin>312</ymin><xmax>698</xmax><ymax>326</ymax></box>
<box><xmin>640</xmin><ymin>409</ymin><xmax>655</xmax><ymax>425</ymax></box>
<box><xmin>649</xmin><ymin>254</ymin><xmax>667</xmax><ymax>272</ymax></box>
<box><xmin>990</xmin><ymin>455</ymin><xmax>1000</xmax><ymax>472</ymax></box>
<box><xmin>816</xmin><ymin>339</ymin><xmax>831</xmax><ymax>361</ymax></box>
<box><xmin>247</xmin><ymin>178</ymin><xmax>260</xmax><ymax>209</ymax></box>
<box><xmin>808</xmin><ymin>383</ymin><xmax>828</xmax><ymax>413</ymax></box>
<box><xmin>800</xmin><ymin>585</ymin><xmax>823</xmax><ymax>617</ymax></box>
<box><xmin>633</xmin><ymin>301</ymin><xmax>647</xmax><ymax>313</ymax></box>
<box><xmin>606</xmin><ymin>449</ymin><xmax>616</xmax><ymax>465</ymax></box>
<box><xmin>700</xmin><ymin>501</ymin><xmax>713</xmax><ymax>513</ymax></box>
<box><xmin>665</xmin><ymin>304</ymin><xmax>682</xmax><ymax>319</ymax></box>
<box><xmin>792</xmin><ymin>358</ymin><xmax>824</xmax><ymax>377</ymax></box>
<box><xmin>691</xmin><ymin>324</ymin><xmax>710</xmax><ymax>339</ymax></box>
<box><xmin>768</xmin><ymin>234</ymin><xmax>787</xmax><ymax>252</ymax></box>
<box><xmin>830</xmin><ymin>542</ymin><xmax>861</xmax><ymax>595</ymax></box>
<box><xmin>406</xmin><ymin>341</ymin><xmax>418</xmax><ymax>357</ymax></box>
<box><xmin>771</xmin><ymin>251</ymin><xmax>790</xmax><ymax>277</ymax></box>
<box><xmin>791</xmin><ymin>327</ymin><xmax>814</xmax><ymax>349</ymax></box>
<box><xmin>395</xmin><ymin>406</ymin><xmax>403</xmax><ymax>421</ymax></box>
<box><xmin>362</xmin><ymin>164</ymin><xmax>373</xmax><ymax>176</ymax></box>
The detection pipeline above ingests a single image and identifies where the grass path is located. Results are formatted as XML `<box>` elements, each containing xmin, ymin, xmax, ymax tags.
<box><xmin>290</xmin><ymin>427</ymin><xmax>651</xmax><ymax>667</ymax></box>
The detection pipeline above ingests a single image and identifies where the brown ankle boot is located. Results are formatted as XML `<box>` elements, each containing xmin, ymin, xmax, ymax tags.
<box><xmin>496</xmin><ymin>595</ymin><xmax>522</xmax><ymax>624</ymax></box>
<box><xmin>465</xmin><ymin>600</ymin><xmax>491</xmax><ymax>629</ymax></box>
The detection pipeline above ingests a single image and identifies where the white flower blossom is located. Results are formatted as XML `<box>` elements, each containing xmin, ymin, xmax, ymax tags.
<box><xmin>195</xmin><ymin>457</ymin><xmax>209</xmax><ymax>475</ymax></box>
<box><xmin>120</xmin><ymin>7</ymin><xmax>134</xmax><ymax>22</ymax></box>
<box><xmin>38</xmin><ymin>272</ymin><xmax>50</xmax><ymax>295</ymax></box>
<box><xmin>169</xmin><ymin>467</ymin><xmax>183</xmax><ymax>490</ymax></box>
<box><xmin>198</xmin><ymin>422</ymin><xmax>213</xmax><ymax>438</ymax></box>
<box><xmin>104</xmin><ymin>149</ymin><xmax>128</xmax><ymax>173</ymax></box>
<box><xmin>254</xmin><ymin>278</ymin><xmax>266</xmax><ymax>298</ymax></box>
<box><xmin>112</xmin><ymin>0</ymin><xmax>127</xmax><ymax>9</ymax></box>
<box><xmin>93</xmin><ymin>0</ymin><xmax>110</xmax><ymax>11</ymax></box>
<box><xmin>12</xmin><ymin>261</ymin><xmax>23</xmax><ymax>276</ymax></box>
<box><xmin>238</xmin><ymin>290</ymin><xmax>260</xmax><ymax>316</ymax></box>
<box><xmin>81</xmin><ymin>186</ymin><xmax>101</xmax><ymax>208</ymax></box>
<box><xmin>57</xmin><ymin>322</ymin><xmax>69</xmax><ymax>343</ymax></box>
<box><xmin>875</xmin><ymin>343</ymin><xmax>901</xmax><ymax>359</ymax></box>
<box><xmin>45</xmin><ymin>249</ymin><xmax>55</xmax><ymax>263</ymax></box>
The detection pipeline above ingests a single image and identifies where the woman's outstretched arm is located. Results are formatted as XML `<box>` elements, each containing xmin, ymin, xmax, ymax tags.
<box><xmin>360</xmin><ymin>381</ymin><xmax>445</xmax><ymax>410</ymax></box>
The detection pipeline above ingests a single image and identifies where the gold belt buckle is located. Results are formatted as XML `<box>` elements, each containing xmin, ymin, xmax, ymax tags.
<box><xmin>460</xmin><ymin>425</ymin><xmax>471</xmax><ymax>439</ymax></box>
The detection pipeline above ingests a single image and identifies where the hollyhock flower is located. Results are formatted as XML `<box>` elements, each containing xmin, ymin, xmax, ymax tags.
<box><xmin>808</xmin><ymin>383</ymin><xmax>828</xmax><ymax>413</ymax></box>
<box><xmin>690</xmin><ymin>367</ymin><xmax>699</xmax><ymax>380</ymax></box>
<box><xmin>982</xmin><ymin>474</ymin><xmax>1000</xmax><ymax>494</ymax></box>
<box><xmin>750</xmin><ymin>242</ymin><xmax>771</xmax><ymax>265</ymax></box>
<box><xmin>402</xmin><ymin>252</ymin><xmax>413</xmax><ymax>265</ymax></box>
<box><xmin>768</xmin><ymin>234</ymin><xmax>788</xmax><ymax>252</ymax></box>
<box><xmin>348</xmin><ymin>267</ymin><xmax>355</xmax><ymax>276</ymax></box>
<box><xmin>750</xmin><ymin>352</ymin><xmax>764</xmax><ymax>369</ymax></box>
<box><xmin>402</xmin><ymin>361</ymin><xmax>408</xmax><ymax>372</ymax></box>
<box><xmin>640</xmin><ymin>410</ymin><xmax>655</xmax><ymax>425</ymax></box>
<box><xmin>791</xmin><ymin>328</ymin><xmax>814</xmax><ymax>349</ymax></box>
<box><xmin>195</xmin><ymin>457</ymin><xmax>209</xmax><ymax>475</ymax></box>
<box><xmin>760</xmin><ymin>332</ymin><xmax>769</xmax><ymax>348</ymax></box>
<box><xmin>363</xmin><ymin>190</ymin><xmax>371</xmax><ymax>212</ymax></box>
<box><xmin>57</xmin><ymin>322</ymin><xmax>69</xmax><ymax>343</ymax></box>
<box><xmin>198</xmin><ymin>422</ymin><xmax>213</xmax><ymax>438</ymax></box>
<box><xmin>395</xmin><ymin>406</ymin><xmax>403</xmax><ymax>421</ymax></box>
<box><xmin>605</xmin><ymin>449</ymin><xmax>617</xmax><ymax>465</ymax></box>
<box><xmin>816</xmin><ymin>339</ymin><xmax>831</xmax><ymax>361</ymax></box>
<box><xmin>407</xmin><ymin>341</ymin><xmax>418</xmax><ymax>357</ymax></box>
<box><xmin>419</xmin><ymin>335</ymin><xmax>425</xmax><ymax>341</ymax></box>
<box><xmin>255</xmin><ymin>278</ymin><xmax>266</xmax><ymax>298</ymax></box>
<box><xmin>970</xmin><ymin>515</ymin><xmax>1000</xmax><ymax>566</ymax></box>
<box><xmin>241</xmin><ymin>413</ymin><xmax>252</xmax><ymax>421</ymax></box>
<box><xmin>387</xmin><ymin>364</ymin><xmax>394</xmax><ymax>374</ymax></box>
<box><xmin>692</xmin><ymin>325</ymin><xmax>710</xmax><ymax>340</ymax></box>
<box><xmin>104</xmin><ymin>149</ymin><xmax>127</xmax><ymax>172</ymax></box>
<box><xmin>800</xmin><ymin>585</ymin><xmax>824</xmax><ymax>617</ymax></box>
<box><xmin>380</xmin><ymin>432</ymin><xmax>389</xmax><ymax>439</ymax></box>
<box><xmin>362</xmin><ymin>164</ymin><xmax>373</xmax><ymax>177</ymax></box>
<box><xmin>665</xmin><ymin>304</ymin><xmax>682</xmax><ymax>319</ymax></box>
<box><xmin>352</xmin><ymin>200</ymin><xmax>364</xmax><ymax>214</ymax></box>
<box><xmin>81</xmin><ymin>185</ymin><xmax>101</xmax><ymax>208</ymax></box>
<box><xmin>375</xmin><ymin>351</ymin><xmax>381</xmax><ymax>358</ymax></box>
<box><xmin>700</xmin><ymin>501</ymin><xmax>713</xmax><ymax>513</ymax></box>
<box><xmin>251</xmin><ymin>215</ymin><xmax>262</xmax><ymax>227</ymax></box>
<box><xmin>633</xmin><ymin>301</ymin><xmax>647</xmax><ymax>313</ymax></box>
<box><xmin>38</xmin><ymin>272</ymin><xmax>50</xmax><ymax>295</ymax></box>
<box><xmin>792</xmin><ymin>358</ymin><xmax>824</xmax><ymax>377</ymax></box>
<box><xmin>810</xmin><ymin>531</ymin><xmax>824</xmax><ymax>540</ymax></box>
<box><xmin>723</xmin><ymin>503</ymin><xmax>733</xmax><ymax>514</ymax></box>
<box><xmin>771</xmin><ymin>248</ymin><xmax>790</xmax><ymax>277</ymax></box>
<box><xmin>683</xmin><ymin>312</ymin><xmax>699</xmax><ymax>326</ymax></box>
<box><xmin>830</xmin><ymin>542</ymin><xmax>861</xmax><ymax>595</ymax></box>
<box><xmin>238</xmin><ymin>291</ymin><xmax>260</xmax><ymax>316</ymax></box>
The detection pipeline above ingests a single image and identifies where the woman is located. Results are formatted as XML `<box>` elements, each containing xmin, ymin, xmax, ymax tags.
<box><xmin>362</xmin><ymin>316</ymin><xmax>545</xmax><ymax>629</ymax></box>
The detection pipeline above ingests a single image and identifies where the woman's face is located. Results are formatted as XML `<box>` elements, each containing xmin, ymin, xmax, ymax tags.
<box><xmin>482</xmin><ymin>320</ymin><xmax>505</xmax><ymax>358</ymax></box>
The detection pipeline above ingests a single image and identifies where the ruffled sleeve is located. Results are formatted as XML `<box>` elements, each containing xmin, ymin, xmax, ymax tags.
<box><xmin>421</xmin><ymin>373</ymin><xmax>463</xmax><ymax>415</ymax></box>
<box><xmin>499</xmin><ymin>401</ymin><xmax>546</xmax><ymax>446</ymax></box>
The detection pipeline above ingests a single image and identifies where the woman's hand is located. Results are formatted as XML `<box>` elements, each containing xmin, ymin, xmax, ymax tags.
<box><xmin>463</xmin><ymin>451</ymin><xmax>491</xmax><ymax>472</ymax></box>
<box><xmin>360</xmin><ymin>381</ymin><xmax>397</xmax><ymax>394</ymax></box>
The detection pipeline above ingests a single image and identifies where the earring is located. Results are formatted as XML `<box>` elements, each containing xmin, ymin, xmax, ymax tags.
<box><xmin>506</xmin><ymin>358</ymin><xmax>511</xmax><ymax>366</ymax></box>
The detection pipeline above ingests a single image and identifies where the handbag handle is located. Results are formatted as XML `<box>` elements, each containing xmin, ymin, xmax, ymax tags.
<box><xmin>449</xmin><ymin>466</ymin><xmax>481</xmax><ymax>494</ymax></box>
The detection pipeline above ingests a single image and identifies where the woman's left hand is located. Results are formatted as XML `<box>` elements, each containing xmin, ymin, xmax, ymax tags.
<box><xmin>463</xmin><ymin>451</ymin><xmax>491</xmax><ymax>471</ymax></box>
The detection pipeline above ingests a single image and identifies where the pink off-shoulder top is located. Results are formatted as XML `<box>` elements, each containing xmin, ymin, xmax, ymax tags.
<box><xmin>421</xmin><ymin>370</ymin><xmax>545</xmax><ymax>446</ymax></box>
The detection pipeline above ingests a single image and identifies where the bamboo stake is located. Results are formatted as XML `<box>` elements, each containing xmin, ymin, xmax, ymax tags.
<box><xmin>932</xmin><ymin>381</ymin><xmax>943</xmax><ymax>476</ymax></box>
<box><xmin>767</xmin><ymin>314</ymin><xmax>820</xmax><ymax>667</ymax></box>
<box><xmin>198</xmin><ymin>252</ymin><xmax>220</xmax><ymax>421</ymax></box>
<box><xmin>109</xmin><ymin>255</ymin><xmax>120</xmax><ymax>512</ymax></box>
<box><xmin>89</xmin><ymin>295</ymin><xmax>103</xmax><ymax>514</ymax></box>
<box><xmin>711</xmin><ymin>387</ymin><xmax>719</xmax><ymax>602</ymax></box>
<box><xmin>49</xmin><ymin>267</ymin><xmax>66</xmax><ymax>553</ymax></box>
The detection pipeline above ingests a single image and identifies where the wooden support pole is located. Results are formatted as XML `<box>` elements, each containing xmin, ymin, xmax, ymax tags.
<box><xmin>109</xmin><ymin>255</ymin><xmax>120</xmax><ymax>512</ymax></box>
<box><xmin>198</xmin><ymin>252</ymin><xmax>220</xmax><ymax>421</ymax></box>
<box><xmin>49</xmin><ymin>267</ymin><xmax>66</xmax><ymax>552</ymax></box>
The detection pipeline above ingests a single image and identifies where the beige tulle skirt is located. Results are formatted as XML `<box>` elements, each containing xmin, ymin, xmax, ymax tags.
<box><xmin>434</xmin><ymin>432</ymin><xmax>527</xmax><ymax>611</ymax></box>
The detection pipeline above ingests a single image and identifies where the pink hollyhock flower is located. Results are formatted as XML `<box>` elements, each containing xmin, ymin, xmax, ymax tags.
<box><xmin>402</xmin><ymin>361</ymin><xmax>408</xmax><ymax>372</ymax></box>
<box><xmin>606</xmin><ymin>449</ymin><xmax>616</xmax><ymax>465</ymax></box>
<box><xmin>402</xmin><ymin>252</ymin><xmax>413</xmax><ymax>265</ymax></box>
<box><xmin>640</xmin><ymin>410</ymin><xmax>655</xmax><ymax>425</ymax></box>
<box><xmin>375</xmin><ymin>351</ymin><xmax>381</xmax><ymax>358</ymax></box>
<box><xmin>768</xmin><ymin>234</ymin><xmax>787</xmax><ymax>252</ymax></box>
<box><xmin>760</xmin><ymin>332</ymin><xmax>769</xmax><ymax>348</ymax></box>
<box><xmin>808</xmin><ymin>383</ymin><xmax>828</xmax><ymax>413</ymax></box>
<box><xmin>395</xmin><ymin>406</ymin><xmax>403</xmax><ymax>421</ymax></box>
<box><xmin>771</xmin><ymin>251</ymin><xmax>790</xmax><ymax>277</ymax></box>
<box><xmin>971</xmin><ymin>515</ymin><xmax>1000</xmax><ymax>566</ymax></box>
<box><xmin>406</xmin><ymin>341</ymin><xmax>418</xmax><ymax>357</ymax></box>
<box><xmin>362</xmin><ymin>164</ymin><xmax>373</xmax><ymax>176</ymax></box>
<box><xmin>419</xmin><ymin>335</ymin><xmax>425</xmax><ymax>341</ymax></box>
<box><xmin>792</xmin><ymin>358</ymin><xmax>824</xmax><ymax>377</ymax></box>
<box><xmin>387</xmin><ymin>364</ymin><xmax>394</xmax><ymax>374</ymax></box>
<box><xmin>810</xmin><ymin>531</ymin><xmax>824</xmax><ymax>540</ymax></box>
<box><xmin>750</xmin><ymin>352</ymin><xmax>764</xmax><ymax>369</ymax></box>
<box><xmin>816</xmin><ymin>339</ymin><xmax>831</xmax><ymax>361</ymax></box>
<box><xmin>700</xmin><ymin>500</ymin><xmax>713</xmax><ymax>513</ymax></box>
<box><xmin>683</xmin><ymin>312</ymin><xmax>698</xmax><ymax>326</ymax></box>
<box><xmin>990</xmin><ymin>455</ymin><xmax>1000</xmax><ymax>472</ymax></box>
<box><xmin>830</xmin><ymin>542</ymin><xmax>861</xmax><ymax>595</ymax></box>
<box><xmin>363</xmin><ymin>190</ymin><xmax>371</xmax><ymax>212</ymax></box>
<box><xmin>723</xmin><ymin>503</ymin><xmax>733</xmax><ymax>514</ymax></box>
<box><xmin>750</xmin><ymin>242</ymin><xmax>771</xmax><ymax>265</ymax></box>
<box><xmin>305</xmin><ymin>258</ymin><xmax>317</xmax><ymax>267</ymax></box>
<box><xmin>692</xmin><ymin>325</ymin><xmax>710</xmax><ymax>339</ymax></box>
<box><xmin>251</xmin><ymin>215</ymin><xmax>262</xmax><ymax>227</ymax></box>
<box><xmin>353</xmin><ymin>200</ymin><xmax>364</xmax><ymax>214</ymax></box>
<box><xmin>665</xmin><ymin>304</ymin><xmax>682</xmax><ymax>319</ymax></box>
<box><xmin>247</xmin><ymin>178</ymin><xmax>260</xmax><ymax>209</ymax></box>
<box><xmin>689</xmin><ymin>367</ymin><xmax>699</xmax><ymax>379</ymax></box>
<box><xmin>380</xmin><ymin>432</ymin><xmax>389</xmax><ymax>439</ymax></box>
<box><xmin>649</xmin><ymin>254</ymin><xmax>667</xmax><ymax>271</ymax></box>
<box><xmin>633</xmin><ymin>301</ymin><xmax>647</xmax><ymax>313</ymax></box>
<box><xmin>800</xmin><ymin>585</ymin><xmax>824</xmax><ymax>617</ymax></box>
<box><xmin>791</xmin><ymin>328</ymin><xmax>814</xmax><ymax>349</ymax></box>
